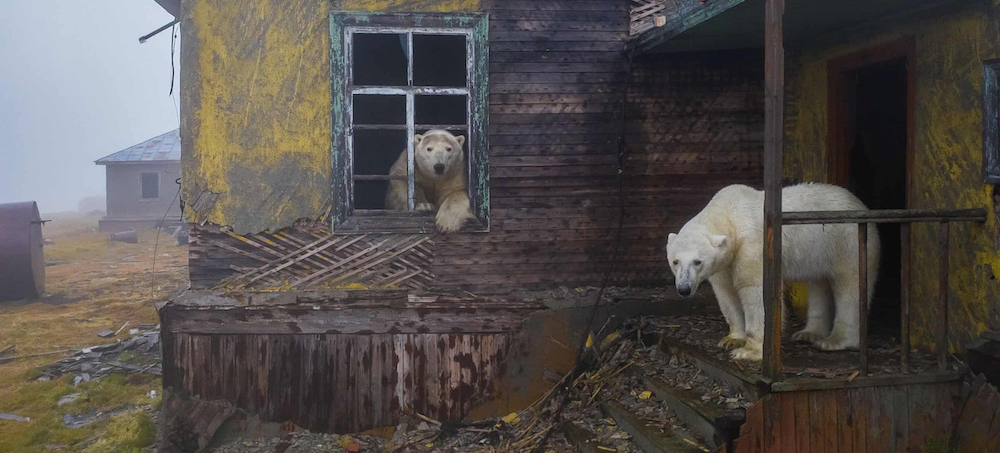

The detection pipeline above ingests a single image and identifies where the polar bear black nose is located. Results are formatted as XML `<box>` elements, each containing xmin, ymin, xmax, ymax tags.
<box><xmin>433</xmin><ymin>164</ymin><xmax>445</xmax><ymax>174</ymax></box>
<box><xmin>677</xmin><ymin>285</ymin><xmax>692</xmax><ymax>297</ymax></box>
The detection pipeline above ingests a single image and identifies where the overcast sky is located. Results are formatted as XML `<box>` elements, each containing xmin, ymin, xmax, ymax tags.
<box><xmin>0</xmin><ymin>1</ymin><xmax>180</xmax><ymax>214</ymax></box>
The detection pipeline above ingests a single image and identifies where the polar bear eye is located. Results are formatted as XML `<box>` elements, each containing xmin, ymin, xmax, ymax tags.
<box><xmin>426</xmin><ymin>147</ymin><xmax>432</xmax><ymax>152</ymax></box>
<box><xmin>446</xmin><ymin>147</ymin><xmax>452</xmax><ymax>152</ymax></box>
<box><xmin>672</xmin><ymin>260</ymin><xmax>679</xmax><ymax>265</ymax></box>
<box><xmin>693</xmin><ymin>260</ymin><xmax>702</xmax><ymax>266</ymax></box>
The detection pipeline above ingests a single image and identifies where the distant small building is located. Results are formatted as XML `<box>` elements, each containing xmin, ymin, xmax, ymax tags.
<box><xmin>94</xmin><ymin>129</ymin><xmax>182</xmax><ymax>232</ymax></box>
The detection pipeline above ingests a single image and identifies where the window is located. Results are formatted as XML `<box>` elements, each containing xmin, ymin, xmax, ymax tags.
<box><xmin>984</xmin><ymin>59</ymin><xmax>1000</xmax><ymax>182</ymax></box>
<box><xmin>140</xmin><ymin>172</ymin><xmax>159</xmax><ymax>199</ymax></box>
<box><xmin>330</xmin><ymin>12</ymin><xmax>489</xmax><ymax>233</ymax></box>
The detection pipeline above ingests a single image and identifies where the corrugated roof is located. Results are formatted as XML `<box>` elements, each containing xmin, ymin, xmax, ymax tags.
<box><xmin>95</xmin><ymin>129</ymin><xmax>181</xmax><ymax>165</ymax></box>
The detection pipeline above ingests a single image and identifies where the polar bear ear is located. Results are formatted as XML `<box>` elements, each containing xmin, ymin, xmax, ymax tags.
<box><xmin>454</xmin><ymin>135</ymin><xmax>466</xmax><ymax>147</ymax></box>
<box><xmin>710</xmin><ymin>235</ymin><xmax>728</xmax><ymax>249</ymax></box>
<box><xmin>667</xmin><ymin>233</ymin><xmax>677</xmax><ymax>244</ymax></box>
<box><xmin>413</xmin><ymin>134</ymin><xmax>424</xmax><ymax>145</ymax></box>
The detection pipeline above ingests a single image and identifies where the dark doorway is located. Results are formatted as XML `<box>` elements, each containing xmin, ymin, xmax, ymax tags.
<box><xmin>828</xmin><ymin>39</ymin><xmax>913</xmax><ymax>338</ymax></box>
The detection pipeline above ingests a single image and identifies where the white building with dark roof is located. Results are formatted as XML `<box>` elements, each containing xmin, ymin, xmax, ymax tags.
<box><xmin>94</xmin><ymin>129</ymin><xmax>182</xmax><ymax>232</ymax></box>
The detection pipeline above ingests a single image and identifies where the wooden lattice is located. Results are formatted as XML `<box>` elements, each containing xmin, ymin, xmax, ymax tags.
<box><xmin>211</xmin><ymin>225</ymin><xmax>435</xmax><ymax>291</ymax></box>
<box><xmin>631</xmin><ymin>0</ymin><xmax>669</xmax><ymax>36</ymax></box>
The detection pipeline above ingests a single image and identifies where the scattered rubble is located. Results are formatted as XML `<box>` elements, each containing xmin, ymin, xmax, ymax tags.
<box><xmin>35</xmin><ymin>325</ymin><xmax>162</xmax><ymax>383</ymax></box>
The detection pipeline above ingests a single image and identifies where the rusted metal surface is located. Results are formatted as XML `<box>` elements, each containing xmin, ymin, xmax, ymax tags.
<box><xmin>162</xmin><ymin>332</ymin><xmax>510</xmax><ymax>433</ymax></box>
<box><xmin>761</xmin><ymin>0</ymin><xmax>784</xmax><ymax>381</ymax></box>
<box><xmin>0</xmin><ymin>201</ymin><xmax>45</xmax><ymax>302</ymax></box>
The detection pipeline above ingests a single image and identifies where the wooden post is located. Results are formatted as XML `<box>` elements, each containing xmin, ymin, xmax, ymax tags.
<box><xmin>900</xmin><ymin>222</ymin><xmax>911</xmax><ymax>373</ymax></box>
<box><xmin>762</xmin><ymin>0</ymin><xmax>785</xmax><ymax>381</ymax></box>
<box><xmin>938</xmin><ymin>221</ymin><xmax>950</xmax><ymax>372</ymax></box>
<box><xmin>858</xmin><ymin>223</ymin><xmax>868</xmax><ymax>375</ymax></box>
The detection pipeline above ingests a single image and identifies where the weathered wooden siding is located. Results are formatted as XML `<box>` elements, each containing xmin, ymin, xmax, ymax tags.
<box><xmin>782</xmin><ymin>2</ymin><xmax>1000</xmax><ymax>349</ymax></box>
<box><xmin>184</xmin><ymin>0</ymin><xmax>766</xmax><ymax>293</ymax></box>
<box><xmin>163</xmin><ymin>332</ymin><xmax>510</xmax><ymax>433</ymax></box>
<box><xmin>732</xmin><ymin>382</ymin><xmax>963</xmax><ymax>453</ymax></box>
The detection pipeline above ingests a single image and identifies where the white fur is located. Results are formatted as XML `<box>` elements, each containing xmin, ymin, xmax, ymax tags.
<box><xmin>665</xmin><ymin>183</ymin><xmax>881</xmax><ymax>361</ymax></box>
<box><xmin>385</xmin><ymin>129</ymin><xmax>473</xmax><ymax>233</ymax></box>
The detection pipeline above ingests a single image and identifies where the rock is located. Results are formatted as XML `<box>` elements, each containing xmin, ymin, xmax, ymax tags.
<box><xmin>0</xmin><ymin>413</ymin><xmax>30</xmax><ymax>422</ymax></box>
<box><xmin>97</xmin><ymin>330</ymin><xmax>114</xmax><ymax>338</ymax></box>
<box><xmin>57</xmin><ymin>393</ymin><xmax>82</xmax><ymax>406</ymax></box>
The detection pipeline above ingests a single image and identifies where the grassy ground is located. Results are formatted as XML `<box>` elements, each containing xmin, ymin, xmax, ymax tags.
<box><xmin>0</xmin><ymin>212</ymin><xmax>188</xmax><ymax>452</ymax></box>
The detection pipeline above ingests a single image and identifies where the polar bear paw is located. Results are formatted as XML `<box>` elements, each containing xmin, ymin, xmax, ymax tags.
<box><xmin>730</xmin><ymin>340</ymin><xmax>762</xmax><ymax>361</ymax></box>
<box><xmin>717</xmin><ymin>334</ymin><xmax>747</xmax><ymax>350</ymax></box>
<box><xmin>813</xmin><ymin>332</ymin><xmax>855</xmax><ymax>352</ymax></box>
<box><xmin>791</xmin><ymin>329</ymin><xmax>826</xmax><ymax>343</ymax></box>
<box><xmin>416</xmin><ymin>202</ymin><xmax>437</xmax><ymax>212</ymax></box>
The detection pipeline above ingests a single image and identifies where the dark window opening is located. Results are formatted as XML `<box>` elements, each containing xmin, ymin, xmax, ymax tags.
<box><xmin>354</xmin><ymin>95</ymin><xmax>405</xmax><ymax>125</ymax></box>
<box><xmin>413</xmin><ymin>34</ymin><xmax>466</xmax><ymax>87</ymax></box>
<box><xmin>845</xmin><ymin>58</ymin><xmax>908</xmax><ymax>337</ymax></box>
<box><xmin>352</xmin><ymin>33</ymin><xmax>407</xmax><ymax>86</ymax></box>
<box><xmin>415</xmin><ymin>95</ymin><xmax>467</xmax><ymax>126</ymax></box>
<box><xmin>141</xmin><ymin>172</ymin><xmax>159</xmax><ymax>199</ymax></box>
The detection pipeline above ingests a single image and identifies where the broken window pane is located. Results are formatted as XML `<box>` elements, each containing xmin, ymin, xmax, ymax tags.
<box><xmin>354</xmin><ymin>95</ymin><xmax>405</xmax><ymax>125</ymax></box>
<box><xmin>354</xmin><ymin>180</ymin><xmax>389</xmax><ymax>210</ymax></box>
<box><xmin>415</xmin><ymin>95</ymin><xmax>467</xmax><ymax>126</ymax></box>
<box><xmin>353</xmin><ymin>33</ymin><xmax>407</xmax><ymax>86</ymax></box>
<box><xmin>413</xmin><ymin>34</ymin><xmax>466</xmax><ymax>87</ymax></box>
<box><xmin>353</xmin><ymin>129</ymin><xmax>406</xmax><ymax>177</ymax></box>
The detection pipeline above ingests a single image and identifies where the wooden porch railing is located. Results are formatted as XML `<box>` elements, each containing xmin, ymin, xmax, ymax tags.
<box><xmin>762</xmin><ymin>208</ymin><xmax>987</xmax><ymax>380</ymax></box>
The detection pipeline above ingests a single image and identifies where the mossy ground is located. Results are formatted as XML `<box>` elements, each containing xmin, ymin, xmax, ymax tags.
<box><xmin>0</xmin><ymin>212</ymin><xmax>186</xmax><ymax>452</ymax></box>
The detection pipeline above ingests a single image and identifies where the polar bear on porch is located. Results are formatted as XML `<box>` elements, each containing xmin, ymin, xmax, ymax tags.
<box><xmin>665</xmin><ymin>183</ymin><xmax>880</xmax><ymax>361</ymax></box>
<box><xmin>385</xmin><ymin>129</ymin><xmax>474</xmax><ymax>233</ymax></box>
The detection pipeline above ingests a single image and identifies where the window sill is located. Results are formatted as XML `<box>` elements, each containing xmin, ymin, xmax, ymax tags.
<box><xmin>333</xmin><ymin>211</ymin><xmax>489</xmax><ymax>234</ymax></box>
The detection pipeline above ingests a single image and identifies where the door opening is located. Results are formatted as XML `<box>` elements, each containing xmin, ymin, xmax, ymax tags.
<box><xmin>828</xmin><ymin>39</ymin><xmax>913</xmax><ymax>338</ymax></box>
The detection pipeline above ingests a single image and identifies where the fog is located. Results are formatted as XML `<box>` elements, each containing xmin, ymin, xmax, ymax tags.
<box><xmin>0</xmin><ymin>1</ymin><xmax>180</xmax><ymax>214</ymax></box>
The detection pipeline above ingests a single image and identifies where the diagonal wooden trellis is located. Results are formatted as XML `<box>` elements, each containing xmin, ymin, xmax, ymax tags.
<box><xmin>211</xmin><ymin>225</ymin><xmax>436</xmax><ymax>291</ymax></box>
<box><xmin>631</xmin><ymin>0</ymin><xmax>669</xmax><ymax>35</ymax></box>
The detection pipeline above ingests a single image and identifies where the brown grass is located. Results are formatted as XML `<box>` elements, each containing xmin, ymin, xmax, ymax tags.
<box><xmin>0</xmin><ymin>212</ymin><xmax>188</xmax><ymax>452</ymax></box>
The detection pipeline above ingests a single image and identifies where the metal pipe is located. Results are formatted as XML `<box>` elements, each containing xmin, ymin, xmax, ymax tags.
<box><xmin>139</xmin><ymin>19</ymin><xmax>178</xmax><ymax>44</ymax></box>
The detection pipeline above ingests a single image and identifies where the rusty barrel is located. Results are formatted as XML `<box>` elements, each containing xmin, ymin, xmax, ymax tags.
<box><xmin>0</xmin><ymin>201</ymin><xmax>45</xmax><ymax>301</ymax></box>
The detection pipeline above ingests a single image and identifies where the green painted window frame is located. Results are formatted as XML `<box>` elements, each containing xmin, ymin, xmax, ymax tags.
<box><xmin>330</xmin><ymin>12</ymin><xmax>489</xmax><ymax>234</ymax></box>
<box><xmin>983</xmin><ymin>59</ymin><xmax>1000</xmax><ymax>183</ymax></box>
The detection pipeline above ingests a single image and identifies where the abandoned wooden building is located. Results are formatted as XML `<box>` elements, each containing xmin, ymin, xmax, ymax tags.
<box><xmin>94</xmin><ymin>128</ymin><xmax>183</xmax><ymax>232</ymax></box>
<box><xmin>154</xmin><ymin>0</ymin><xmax>1000</xmax><ymax>451</ymax></box>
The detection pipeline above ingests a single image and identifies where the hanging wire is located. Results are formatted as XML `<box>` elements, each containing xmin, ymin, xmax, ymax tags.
<box><xmin>529</xmin><ymin>44</ymin><xmax>636</xmax><ymax>453</ymax></box>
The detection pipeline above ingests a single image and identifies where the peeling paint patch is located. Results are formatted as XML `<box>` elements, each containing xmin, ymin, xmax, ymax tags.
<box><xmin>181</xmin><ymin>0</ymin><xmax>331</xmax><ymax>234</ymax></box>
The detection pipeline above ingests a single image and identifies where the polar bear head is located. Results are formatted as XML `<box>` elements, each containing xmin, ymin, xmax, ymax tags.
<box><xmin>665</xmin><ymin>231</ymin><xmax>729</xmax><ymax>298</ymax></box>
<box><xmin>414</xmin><ymin>129</ymin><xmax>466</xmax><ymax>180</ymax></box>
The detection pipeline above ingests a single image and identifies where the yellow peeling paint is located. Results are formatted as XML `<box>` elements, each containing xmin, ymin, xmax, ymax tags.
<box><xmin>181</xmin><ymin>0</ymin><xmax>332</xmax><ymax>234</ymax></box>
<box><xmin>181</xmin><ymin>0</ymin><xmax>480</xmax><ymax>234</ymax></box>
<box><xmin>785</xmin><ymin>4</ymin><xmax>1000</xmax><ymax>350</ymax></box>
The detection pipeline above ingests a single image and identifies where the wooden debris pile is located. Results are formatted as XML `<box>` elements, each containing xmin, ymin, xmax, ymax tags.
<box><xmin>33</xmin><ymin>325</ymin><xmax>162</xmax><ymax>384</ymax></box>
<box><xmin>383</xmin><ymin>317</ymin><xmax>704</xmax><ymax>452</ymax></box>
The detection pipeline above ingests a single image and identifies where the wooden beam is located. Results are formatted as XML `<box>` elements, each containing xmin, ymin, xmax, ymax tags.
<box><xmin>162</xmin><ymin>305</ymin><xmax>534</xmax><ymax>335</ymax></box>
<box><xmin>858</xmin><ymin>223</ymin><xmax>869</xmax><ymax>376</ymax></box>
<box><xmin>761</xmin><ymin>0</ymin><xmax>785</xmax><ymax>382</ymax></box>
<box><xmin>783</xmin><ymin>208</ymin><xmax>987</xmax><ymax>225</ymax></box>
<box><xmin>900</xmin><ymin>223</ymin><xmax>911</xmax><ymax>372</ymax></box>
<box><xmin>939</xmin><ymin>221</ymin><xmax>950</xmax><ymax>372</ymax></box>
